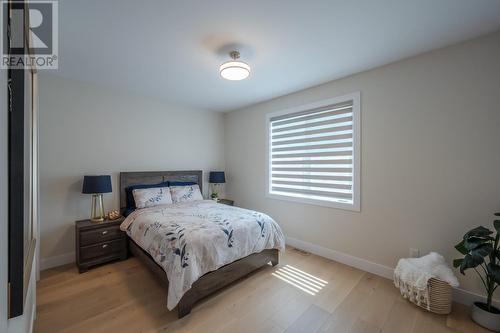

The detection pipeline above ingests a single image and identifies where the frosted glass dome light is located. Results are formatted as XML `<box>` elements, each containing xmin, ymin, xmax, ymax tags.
<box><xmin>220</xmin><ymin>51</ymin><xmax>250</xmax><ymax>81</ymax></box>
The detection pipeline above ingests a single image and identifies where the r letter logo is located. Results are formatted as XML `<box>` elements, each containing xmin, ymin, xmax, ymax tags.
<box><xmin>1</xmin><ymin>0</ymin><xmax>58</xmax><ymax>69</ymax></box>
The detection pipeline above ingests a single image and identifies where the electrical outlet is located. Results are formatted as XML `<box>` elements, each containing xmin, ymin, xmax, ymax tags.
<box><xmin>409</xmin><ymin>248</ymin><xmax>420</xmax><ymax>258</ymax></box>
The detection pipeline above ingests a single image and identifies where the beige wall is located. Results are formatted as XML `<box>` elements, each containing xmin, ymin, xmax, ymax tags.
<box><xmin>39</xmin><ymin>75</ymin><xmax>225</xmax><ymax>263</ymax></box>
<box><xmin>224</xmin><ymin>32</ymin><xmax>500</xmax><ymax>297</ymax></box>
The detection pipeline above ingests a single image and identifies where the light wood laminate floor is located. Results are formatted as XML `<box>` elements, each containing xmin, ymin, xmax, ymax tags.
<box><xmin>35</xmin><ymin>247</ymin><xmax>493</xmax><ymax>333</ymax></box>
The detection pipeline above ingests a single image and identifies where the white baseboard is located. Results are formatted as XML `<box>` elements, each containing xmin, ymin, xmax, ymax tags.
<box><xmin>39</xmin><ymin>239</ymin><xmax>499</xmax><ymax>308</ymax></box>
<box><xmin>453</xmin><ymin>287</ymin><xmax>500</xmax><ymax>308</ymax></box>
<box><xmin>285</xmin><ymin>236</ymin><xmax>499</xmax><ymax>307</ymax></box>
<box><xmin>40</xmin><ymin>252</ymin><xmax>75</xmax><ymax>271</ymax></box>
<box><xmin>286</xmin><ymin>236</ymin><xmax>394</xmax><ymax>279</ymax></box>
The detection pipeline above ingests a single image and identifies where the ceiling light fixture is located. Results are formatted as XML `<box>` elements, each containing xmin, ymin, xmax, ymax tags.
<box><xmin>219</xmin><ymin>51</ymin><xmax>250</xmax><ymax>81</ymax></box>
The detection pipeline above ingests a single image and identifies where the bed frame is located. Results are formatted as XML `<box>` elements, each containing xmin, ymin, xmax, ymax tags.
<box><xmin>120</xmin><ymin>171</ymin><xmax>279</xmax><ymax>318</ymax></box>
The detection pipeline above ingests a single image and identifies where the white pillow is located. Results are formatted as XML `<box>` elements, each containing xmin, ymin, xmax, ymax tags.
<box><xmin>170</xmin><ymin>185</ymin><xmax>203</xmax><ymax>203</ymax></box>
<box><xmin>132</xmin><ymin>186</ymin><xmax>172</xmax><ymax>209</ymax></box>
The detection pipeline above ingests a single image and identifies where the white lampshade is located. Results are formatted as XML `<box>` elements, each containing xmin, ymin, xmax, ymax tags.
<box><xmin>219</xmin><ymin>60</ymin><xmax>250</xmax><ymax>80</ymax></box>
<box><xmin>219</xmin><ymin>51</ymin><xmax>251</xmax><ymax>81</ymax></box>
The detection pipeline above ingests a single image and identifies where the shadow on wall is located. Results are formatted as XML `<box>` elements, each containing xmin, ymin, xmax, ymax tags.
<box><xmin>201</xmin><ymin>35</ymin><xmax>256</xmax><ymax>60</ymax></box>
<box><xmin>64</xmin><ymin>177</ymin><xmax>87</xmax><ymax>218</ymax></box>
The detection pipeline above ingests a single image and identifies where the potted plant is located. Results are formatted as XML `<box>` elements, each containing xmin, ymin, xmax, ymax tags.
<box><xmin>454</xmin><ymin>212</ymin><xmax>500</xmax><ymax>331</ymax></box>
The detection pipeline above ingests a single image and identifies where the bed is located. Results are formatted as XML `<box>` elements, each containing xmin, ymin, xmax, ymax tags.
<box><xmin>119</xmin><ymin>171</ymin><xmax>285</xmax><ymax>318</ymax></box>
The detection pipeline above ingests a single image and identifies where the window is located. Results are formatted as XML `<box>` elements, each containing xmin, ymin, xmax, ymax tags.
<box><xmin>267</xmin><ymin>93</ymin><xmax>360</xmax><ymax>211</ymax></box>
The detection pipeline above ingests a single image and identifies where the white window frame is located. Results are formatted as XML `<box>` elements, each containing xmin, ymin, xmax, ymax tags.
<box><xmin>265</xmin><ymin>92</ymin><xmax>361</xmax><ymax>211</ymax></box>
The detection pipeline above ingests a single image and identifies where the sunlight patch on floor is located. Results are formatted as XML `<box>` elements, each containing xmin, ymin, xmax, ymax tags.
<box><xmin>272</xmin><ymin>264</ymin><xmax>328</xmax><ymax>295</ymax></box>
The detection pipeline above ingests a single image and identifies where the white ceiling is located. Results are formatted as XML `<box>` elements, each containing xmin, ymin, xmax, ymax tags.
<box><xmin>55</xmin><ymin>0</ymin><xmax>500</xmax><ymax>112</ymax></box>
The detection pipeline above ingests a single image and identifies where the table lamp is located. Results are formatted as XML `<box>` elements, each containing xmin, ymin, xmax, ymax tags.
<box><xmin>209</xmin><ymin>171</ymin><xmax>225</xmax><ymax>201</ymax></box>
<box><xmin>82</xmin><ymin>175</ymin><xmax>112</xmax><ymax>222</ymax></box>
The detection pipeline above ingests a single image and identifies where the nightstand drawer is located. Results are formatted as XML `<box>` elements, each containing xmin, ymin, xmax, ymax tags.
<box><xmin>80</xmin><ymin>239</ymin><xmax>125</xmax><ymax>262</ymax></box>
<box><xmin>80</xmin><ymin>224</ymin><xmax>124</xmax><ymax>246</ymax></box>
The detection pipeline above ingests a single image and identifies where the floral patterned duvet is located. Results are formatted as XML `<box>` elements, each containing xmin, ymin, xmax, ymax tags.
<box><xmin>120</xmin><ymin>200</ymin><xmax>285</xmax><ymax>310</ymax></box>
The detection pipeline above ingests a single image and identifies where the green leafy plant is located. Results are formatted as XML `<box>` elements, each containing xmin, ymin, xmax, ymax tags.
<box><xmin>210</xmin><ymin>192</ymin><xmax>219</xmax><ymax>200</ymax></box>
<box><xmin>454</xmin><ymin>213</ymin><xmax>500</xmax><ymax>312</ymax></box>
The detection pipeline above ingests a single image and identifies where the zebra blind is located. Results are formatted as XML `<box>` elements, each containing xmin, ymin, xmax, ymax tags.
<box><xmin>268</xmin><ymin>98</ymin><xmax>358</xmax><ymax>208</ymax></box>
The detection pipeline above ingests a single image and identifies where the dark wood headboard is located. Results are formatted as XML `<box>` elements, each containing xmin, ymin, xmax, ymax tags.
<box><xmin>119</xmin><ymin>170</ymin><xmax>203</xmax><ymax>212</ymax></box>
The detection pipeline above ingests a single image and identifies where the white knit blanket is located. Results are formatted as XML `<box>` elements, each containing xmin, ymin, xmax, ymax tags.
<box><xmin>394</xmin><ymin>252</ymin><xmax>458</xmax><ymax>309</ymax></box>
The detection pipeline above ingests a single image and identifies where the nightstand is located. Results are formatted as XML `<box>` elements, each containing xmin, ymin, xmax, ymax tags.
<box><xmin>218</xmin><ymin>199</ymin><xmax>234</xmax><ymax>206</ymax></box>
<box><xmin>75</xmin><ymin>217</ymin><xmax>127</xmax><ymax>273</ymax></box>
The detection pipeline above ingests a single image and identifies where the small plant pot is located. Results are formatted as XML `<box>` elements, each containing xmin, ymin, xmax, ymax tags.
<box><xmin>471</xmin><ymin>302</ymin><xmax>500</xmax><ymax>332</ymax></box>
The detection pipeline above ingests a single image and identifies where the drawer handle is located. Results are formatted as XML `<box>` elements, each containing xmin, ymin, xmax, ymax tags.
<box><xmin>101</xmin><ymin>230</ymin><xmax>108</xmax><ymax>235</ymax></box>
<box><xmin>102</xmin><ymin>244</ymin><xmax>108</xmax><ymax>249</ymax></box>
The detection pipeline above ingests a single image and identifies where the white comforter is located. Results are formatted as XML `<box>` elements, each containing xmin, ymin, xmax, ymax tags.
<box><xmin>120</xmin><ymin>200</ymin><xmax>285</xmax><ymax>310</ymax></box>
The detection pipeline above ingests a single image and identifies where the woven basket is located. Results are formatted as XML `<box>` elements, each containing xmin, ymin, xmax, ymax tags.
<box><xmin>397</xmin><ymin>277</ymin><xmax>453</xmax><ymax>314</ymax></box>
<box><xmin>426</xmin><ymin>278</ymin><xmax>453</xmax><ymax>314</ymax></box>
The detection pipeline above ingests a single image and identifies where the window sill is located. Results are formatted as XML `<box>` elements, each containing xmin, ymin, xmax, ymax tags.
<box><xmin>266</xmin><ymin>192</ymin><xmax>360</xmax><ymax>212</ymax></box>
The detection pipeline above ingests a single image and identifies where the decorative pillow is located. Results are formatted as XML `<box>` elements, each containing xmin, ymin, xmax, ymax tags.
<box><xmin>132</xmin><ymin>186</ymin><xmax>173</xmax><ymax>209</ymax></box>
<box><xmin>125</xmin><ymin>181</ymin><xmax>169</xmax><ymax>210</ymax></box>
<box><xmin>170</xmin><ymin>185</ymin><xmax>203</xmax><ymax>203</ymax></box>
